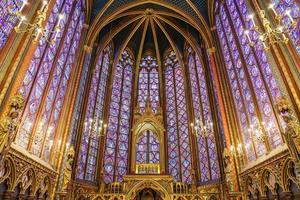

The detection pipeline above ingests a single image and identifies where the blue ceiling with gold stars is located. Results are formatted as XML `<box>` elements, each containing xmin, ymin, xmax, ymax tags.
<box><xmin>91</xmin><ymin>0</ymin><xmax>209</xmax><ymax>21</ymax></box>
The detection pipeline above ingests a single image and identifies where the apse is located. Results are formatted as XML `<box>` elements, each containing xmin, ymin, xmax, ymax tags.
<box><xmin>0</xmin><ymin>0</ymin><xmax>299</xmax><ymax>199</ymax></box>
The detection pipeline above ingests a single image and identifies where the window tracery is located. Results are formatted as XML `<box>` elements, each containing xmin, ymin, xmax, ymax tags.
<box><xmin>164</xmin><ymin>50</ymin><xmax>192</xmax><ymax>184</ymax></box>
<box><xmin>103</xmin><ymin>49</ymin><xmax>134</xmax><ymax>183</ymax></box>
<box><xmin>136</xmin><ymin>130</ymin><xmax>160</xmax><ymax>164</ymax></box>
<box><xmin>272</xmin><ymin>0</ymin><xmax>300</xmax><ymax>55</ymax></box>
<box><xmin>0</xmin><ymin>0</ymin><xmax>23</xmax><ymax>50</ymax></box>
<box><xmin>186</xmin><ymin>46</ymin><xmax>219</xmax><ymax>182</ymax></box>
<box><xmin>76</xmin><ymin>44</ymin><xmax>112</xmax><ymax>181</ymax></box>
<box><xmin>137</xmin><ymin>55</ymin><xmax>159</xmax><ymax>112</ymax></box>
<box><xmin>215</xmin><ymin>0</ymin><xmax>284</xmax><ymax>161</ymax></box>
<box><xmin>14</xmin><ymin>0</ymin><xmax>85</xmax><ymax>162</ymax></box>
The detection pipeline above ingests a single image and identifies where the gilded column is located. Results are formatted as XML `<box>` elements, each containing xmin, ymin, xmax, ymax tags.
<box><xmin>0</xmin><ymin>0</ymin><xmax>57</xmax><ymax>109</ymax></box>
<box><xmin>55</xmin><ymin>23</ymin><xmax>90</xmax><ymax>198</ymax></box>
<box><xmin>207</xmin><ymin>47</ymin><xmax>241</xmax><ymax>193</ymax></box>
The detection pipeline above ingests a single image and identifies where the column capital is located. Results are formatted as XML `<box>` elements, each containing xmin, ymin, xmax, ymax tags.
<box><xmin>84</xmin><ymin>45</ymin><xmax>93</xmax><ymax>53</ymax></box>
<box><xmin>207</xmin><ymin>47</ymin><xmax>216</xmax><ymax>55</ymax></box>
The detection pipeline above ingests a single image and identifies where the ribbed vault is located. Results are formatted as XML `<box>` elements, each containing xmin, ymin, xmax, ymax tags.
<box><xmin>86</xmin><ymin>1</ymin><xmax>213</xmax><ymax>49</ymax></box>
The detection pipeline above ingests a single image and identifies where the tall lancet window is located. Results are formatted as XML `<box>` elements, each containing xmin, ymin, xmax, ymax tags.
<box><xmin>272</xmin><ymin>0</ymin><xmax>300</xmax><ymax>55</ymax></box>
<box><xmin>136</xmin><ymin>130</ymin><xmax>160</xmax><ymax>164</ymax></box>
<box><xmin>15</xmin><ymin>0</ymin><xmax>85</xmax><ymax>162</ymax></box>
<box><xmin>76</xmin><ymin>45</ymin><xmax>112</xmax><ymax>181</ymax></box>
<box><xmin>164</xmin><ymin>50</ymin><xmax>192</xmax><ymax>183</ymax></box>
<box><xmin>0</xmin><ymin>0</ymin><xmax>23</xmax><ymax>50</ymax></box>
<box><xmin>103</xmin><ymin>49</ymin><xmax>134</xmax><ymax>183</ymax></box>
<box><xmin>215</xmin><ymin>0</ymin><xmax>283</xmax><ymax>161</ymax></box>
<box><xmin>137</xmin><ymin>55</ymin><xmax>159</xmax><ymax>112</ymax></box>
<box><xmin>186</xmin><ymin>46</ymin><xmax>219</xmax><ymax>182</ymax></box>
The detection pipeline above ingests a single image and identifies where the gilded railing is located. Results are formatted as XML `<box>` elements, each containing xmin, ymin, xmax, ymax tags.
<box><xmin>136</xmin><ymin>163</ymin><xmax>160</xmax><ymax>174</ymax></box>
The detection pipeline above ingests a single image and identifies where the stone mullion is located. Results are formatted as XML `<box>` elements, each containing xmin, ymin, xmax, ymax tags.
<box><xmin>83</xmin><ymin>45</ymin><xmax>105</xmax><ymax>180</ymax></box>
<box><xmin>192</xmin><ymin>51</ymin><xmax>212</xmax><ymax>181</ymax></box>
<box><xmin>127</xmin><ymin>58</ymin><xmax>135</xmax><ymax>175</ymax></box>
<box><xmin>112</xmin><ymin>65</ymin><xmax>126</xmax><ymax>182</ymax></box>
<box><xmin>72</xmin><ymin>46</ymin><xmax>96</xmax><ymax>181</ymax></box>
<box><xmin>11</xmin><ymin>0</ymin><xmax>68</xmax><ymax>117</ymax></box>
<box><xmin>172</xmin><ymin>66</ymin><xmax>183</xmax><ymax>182</ymax></box>
<box><xmin>223</xmin><ymin>2</ymin><xmax>271</xmax><ymax>152</ymax></box>
<box><xmin>55</xmin><ymin>24</ymin><xmax>90</xmax><ymax>193</ymax></box>
<box><xmin>27</xmin><ymin>0</ymin><xmax>78</xmax><ymax>152</ymax></box>
<box><xmin>182</xmin><ymin>47</ymin><xmax>201</xmax><ymax>185</ymax></box>
<box><xmin>96</xmin><ymin>46</ymin><xmax>114</xmax><ymax>183</ymax></box>
<box><xmin>201</xmin><ymin>46</ymin><xmax>225</xmax><ymax>180</ymax></box>
<box><xmin>257</xmin><ymin>0</ymin><xmax>300</xmax><ymax>67</ymax></box>
<box><xmin>211</xmin><ymin>27</ymin><xmax>255</xmax><ymax>165</ymax></box>
<box><xmin>233</xmin><ymin>0</ymin><xmax>284</xmax><ymax>140</ymax></box>
<box><xmin>218</xmin><ymin>13</ymin><xmax>256</xmax><ymax>159</ymax></box>
<box><xmin>210</xmin><ymin>28</ymin><xmax>242</xmax><ymax>191</ymax></box>
<box><xmin>0</xmin><ymin>0</ymin><xmax>54</xmax><ymax>107</ymax></box>
<box><xmin>252</xmin><ymin>0</ymin><xmax>300</xmax><ymax>118</ymax></box>
<box><xmin>40</xmin><ymin>10</ymin><xmax>82</xmax><ymax>161</ymax></box>
<box><xmin>161</xmin><ymin>65</ymin><xmax>169</xmax><ymax>174</ymax></box>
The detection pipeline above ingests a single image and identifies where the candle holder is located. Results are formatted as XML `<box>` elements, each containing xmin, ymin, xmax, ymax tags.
<box><xmin>7</xmin><ymin>0</ymin><xmax>64</xmax><ymax>43</ymax></box>
<box><xmin>190</xmin><ymin>118</ymin><xmax>213</xmax><ymax>138</ymax></box>
<box><xmin>84</xmin><ymin>118</ymin><xmax>107</xmax><ymax>138</ymax></box>
<box><xmin>244</xmin><ymin>4</ymin><xmax>298</xmax><ymax>51</ymax></box>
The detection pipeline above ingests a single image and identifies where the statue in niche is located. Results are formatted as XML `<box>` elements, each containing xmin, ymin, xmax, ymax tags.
<box><xmin>223</xmin><ymin>148</ymin><xmax>234</xmax><ymax>192</ymax></box>
<box><xmin>276</xmin><ymin>97</ymin><xmax>300</xmax><ymax>162</ymax></box>
<box><xmin>62</xmin><ymin>146</ymin><xmax>75</xmax><ymax>191</ymax></box>
<box><xmin>0</xmin><ymin>94</ymin><xmax>24</xmax><ymax>159</ymax></box>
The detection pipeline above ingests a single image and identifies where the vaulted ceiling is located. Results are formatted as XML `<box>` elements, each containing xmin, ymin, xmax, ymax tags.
<box><xmin>91</xmin><ymin>0</ymin><xmax>209</xmax><ymax>22</ymax></box>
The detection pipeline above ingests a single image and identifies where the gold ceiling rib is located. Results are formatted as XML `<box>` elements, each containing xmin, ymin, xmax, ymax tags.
<box><xmin>86</xmin><ymin>0</ymin><xmax>213</xmax><ymax>48</ymax></box>
<box><xmin>154</xmin><ymin>14</ymin><xmax>204</xmax><ymax>59</ymax></box>
<box><xmin>133</xmin><ymin>17</ymin><xmax>150</xmax><ymax>107</ymax></box>
<box><xmin>150</xmin><ymin>18</ymin><xmax>164</xmax><ymax>106</ymax></box>
<box><xmin>97</xmin><ymin>14</ymin><xmax>145</xmax><ymax>52</ymax></box>
<box><xmin>110</xmin><ymin>17</ymin><xmax>146</xmax><ymax>73</ymax></box>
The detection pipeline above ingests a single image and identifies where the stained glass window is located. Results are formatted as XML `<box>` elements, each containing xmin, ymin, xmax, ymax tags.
<box><xmin>136</xmin><ymin>130</ymin><xmax>160</xmax><ymax>164</ymax></box>
<box><xmin>272</xmin><ymin>0</ymin><xmax>300</xmax><ymax>55</ymax></box>
<box><xmin>215</xmin><ymin>0</ymin><xmax>283</xmax><ymax>161</ymax></box>
<box><xmin>15</xmin><ymin>0</ymin><xmax>85</xmax><ymax>163</ymax></box>
<box><xmin>69</xmin><ymin>54</ymin><xmax>92</xmax><ymax>147</ymax></box>
<box><xmin>164</xmin><ymin>50</ymin><xmax>192</xmax><ymax>184</ymax></box>
<box><xmin>186</xmin><ymin>46</ymin><xmax>219</xmax><ymax>182</ymax></box>
<box><xmin>76</xmin><ymin>45</ymin><xmax>112</xmax><ymax>181</ymax></box>
<box><xmin>0</xmin><ymin>0</ymin><xmax>23</xmax><ymax>50</ymax></box>
<box><xmin>103</xmin><ymin>49</ymin><xmax>133</xmax><ymax>183</ymax></box>
<box><xmin>137</xmin><ymin>55</ymin><xmax>159</xmax><ymax>112</ymax></box>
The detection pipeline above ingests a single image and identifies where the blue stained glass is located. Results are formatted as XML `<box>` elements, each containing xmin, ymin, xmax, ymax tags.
<box><xmin>15</xmin><ymin>0</ymin><xmax>85</xmax><ymax>166</ymax></box>
<box><xmin>215</xmin><ymin>0</ymin><xmax>283</xmax><ymax>161</ymax></box>
<box><xmin>164</xmin><ymin>50</ymin><xmax>192</xmax><ymax>184</ymax></box>
<box><xmin>0</xmin><ymin>0</ymin><xmax>23</xmax><ymax>50</ymax></box>
<box><xmin>187</xmin><ymin>46</ymin><xmax>220</xmax><ymax>182</ymax></box>
<box><xmin>103</xmin><ymin>49</ymin><xmax>133</xmax><ymax>183</ymax></box>
<box><xmin>136</xmin><ymin>130</ymin><xmax>160</xmax><ymax>164</ymax></box>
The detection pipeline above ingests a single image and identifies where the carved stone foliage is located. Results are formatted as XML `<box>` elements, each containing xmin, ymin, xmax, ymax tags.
<box><xmin>0</xmin><ymin>147</ymin><xmax>57</xmax><ymax>199</ymax></box>
<box><xmin>240</xmin><ymin>150</ymin><xmax>300</xmax><ymax>198</ymax></box>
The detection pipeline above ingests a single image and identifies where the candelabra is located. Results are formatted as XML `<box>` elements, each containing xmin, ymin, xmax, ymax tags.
<box><xmin>190</xmin><ymin>118</ymin><xmax>213</xmax><ymax>138</ymax></box>
<box><xmin>7</xmin><ymin>0</ymin><xmax>64</xmax><ymax>43</ymax></box>
<box><xmin>247</xmin><ymin>120</ymin><xmax>275</xmax><ymax>142</ymax></box>
<box><xmin>244</xmin><ymin>4</ymin><xmax>298</xmax><ymax>51</ymax></box>
<box><xmin>84</xmin><ymin>118</ymin><xmax>107</xmax><ymax>137</ymax></box>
